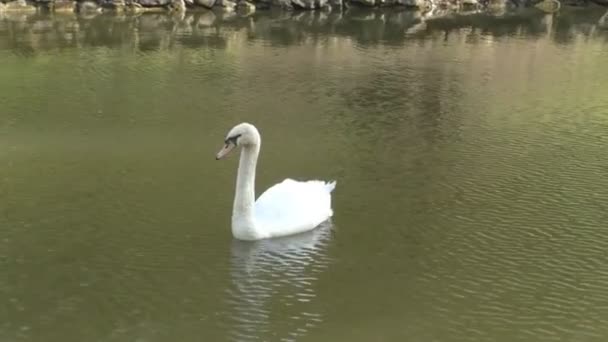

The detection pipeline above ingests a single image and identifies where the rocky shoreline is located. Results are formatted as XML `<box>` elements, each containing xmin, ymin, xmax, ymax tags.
<box><xmin>0</xmin><ymin>1</ymin><xmax>606</xmax><ymax>55</ymax></box>
<box><xmin>0</xmin><ymin>0</ymin><xmax>606</xmax><ymax>15</ymax></box>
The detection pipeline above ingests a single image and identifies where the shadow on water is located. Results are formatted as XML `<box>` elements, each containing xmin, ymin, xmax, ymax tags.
<box><xmin>225</xmin><ymin>222</ymin><xmax>333</xmax><ymax>341</ymax></box>
<box><xmin>1</xmin><ymin>7</ymin><xmax>607</xmax><ymax>54</ymax></box>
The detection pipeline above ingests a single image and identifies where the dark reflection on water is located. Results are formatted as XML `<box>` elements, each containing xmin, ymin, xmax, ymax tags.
<box><xmin>1</xmin><ymin>8</ymin><xmax>607</xmax><ymax>54</ymax></box>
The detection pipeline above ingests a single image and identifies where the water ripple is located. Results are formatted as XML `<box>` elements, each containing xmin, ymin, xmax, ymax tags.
<box><xmin>223</xmin><ymin>222</ymin><xmax>333</xmax><ymax>342</ymax></box>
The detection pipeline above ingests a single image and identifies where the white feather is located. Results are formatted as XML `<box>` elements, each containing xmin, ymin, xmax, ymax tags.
<box><xmin>254</xmin><ymin>179</ymin><xmax>336</xmax><ymax>238</ymax></box>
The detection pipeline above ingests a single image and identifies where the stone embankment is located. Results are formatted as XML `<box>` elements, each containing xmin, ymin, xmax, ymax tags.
<box><xmin>0</xmin><ymin>0</ymin><xmax>606</xmax><ymax>15</ymax></box>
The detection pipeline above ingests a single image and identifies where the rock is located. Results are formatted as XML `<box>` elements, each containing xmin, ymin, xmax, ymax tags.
<box><xmin>270</xmin><ymin>0</ymin><xmax>293</xmax><ymax>8</ymax></box>
<box><xmin>194</xmin><ymin>0</ymin><xmax>216</xmax><ymax>7</ymax></box>
<box><xmin>127</xmin><ymin>3</ymin><xmax>167</xmax><ymax>12</ymax></box>
<box><xmin>291</xmin><ymin>0</ymin><xmax>328</xmax><ymax>9</ymax></box>
<box><xmin>253</xmin><ymin>2</ymin><xmax>270</xmax><ymax>8</ymax></box>
<box><xmin>485</xmin><ymin>0</ymin><xmax>506</xmax><ymax>9</ymax></box>
<box><xmin>534</xmin><ymin>0</ymin><xmax>560</xmax><ymax>13</ymax></box>
<box><xmin>349</xmin><ymin>0</ymin><xmax>372</xmax><ymax>5</ymax></box>
<box><xmin>76</xmin><ymin>0</ymin><xmax>102</xmax><ymax>12</ymax></box>
<box><xmin>395</xmin><ymin>0</ymin><xmax>426</xmax><ymax>7</ymax></box>
<box><xmin>98</xmin><ymin>0</ymin><xmax>128</xmax><ymax>10</ymax></box>
<box><xmin>170</xmin><ymin>0</ymin><xmax>187</xmax><ymax>11</ymax></box>
<box><xmin>215</xmin><ymin>0</ymin><xmax>237</xmax><ymax>9</ymax></box>
<box><xmin>51</xmin><ymin>0</ymin><xmax>76</xmax><ymax>12</ymax></box>
<box><xmin>292</xmin><ymin>0</ymin><xmax>315</xmax><ymax>8</ymax></box>
<box><xmin>137</xmin><ymin>0</ymin><xmax>172</xmax><ymax>7</ymax></box>
<box><xmin>2</xmin><ymin>0</ymin><xmax>37</xmax><ymax>11</ymax></box>
<box><xmin>236</xmin><ymin>0</ymin><xmax>256</xmax><ymax>12</ymax></box>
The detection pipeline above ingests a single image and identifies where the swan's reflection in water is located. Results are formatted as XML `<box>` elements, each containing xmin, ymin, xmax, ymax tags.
<box><xmin>226</xmin><ymin>222</ymin><xmax>333</xmax><ymax>342</ymax></box>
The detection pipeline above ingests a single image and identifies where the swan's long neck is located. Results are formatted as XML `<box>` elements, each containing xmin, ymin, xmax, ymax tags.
<box><xmin>232</xmin><ymin>143</ymin><xmax>260</xmax><ymax>238</ymax></box>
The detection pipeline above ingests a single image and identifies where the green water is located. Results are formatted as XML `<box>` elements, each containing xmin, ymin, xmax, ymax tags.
<box><xmin>1</xmin><ymin>7</ymin><xmax>608</xmax><ymax>342</ymax></box>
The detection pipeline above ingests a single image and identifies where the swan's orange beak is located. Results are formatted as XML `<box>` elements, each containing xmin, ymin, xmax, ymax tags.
<box><xmin>216</xmin><ymin>143</ymin><xmax>235</xmax><ymax>160</ymax></box>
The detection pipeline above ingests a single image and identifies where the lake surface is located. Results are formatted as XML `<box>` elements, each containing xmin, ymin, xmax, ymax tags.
<box><xmin>1</xmin><ymin>6</ymin><xmax>608</xmax><ymax>342</ymax></box>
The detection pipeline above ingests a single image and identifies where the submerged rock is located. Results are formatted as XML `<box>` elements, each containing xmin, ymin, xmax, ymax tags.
<box><xmin>196</xmin><ymin>9</ymin><xmax>216</xmax><ymax>25</ymax></box>
<box><xmin>236</xmin><ymin>0</ymin><xmax>256</xmax><ymax>11</ymax></box>
<box><xmin>76</xmin><ymin>0</ymin><xmax>102</xmax><ymax>12</ymax></box>
<box><xmin>194</xmin><ymin>0</ymin><xmax>216</xmax><ymax>7</ymax></box>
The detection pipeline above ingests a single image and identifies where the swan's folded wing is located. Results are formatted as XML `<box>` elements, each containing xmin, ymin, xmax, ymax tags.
<box><xmin>254</xmin><ymin>179</ymin><xmax>335</xmax><ymax>237</ymax></box>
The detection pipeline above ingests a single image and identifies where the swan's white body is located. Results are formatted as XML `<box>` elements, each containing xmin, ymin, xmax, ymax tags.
<box><xmin>216</xmin><ymin>123</ymin><xmax>336</xmax><ymax>241</ymax></box>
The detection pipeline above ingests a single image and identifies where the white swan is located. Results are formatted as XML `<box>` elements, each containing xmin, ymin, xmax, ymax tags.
<box><xmin>216</xmin><ymin>123</ymin><xmax>336</xmax><ymax>241</ymax></box>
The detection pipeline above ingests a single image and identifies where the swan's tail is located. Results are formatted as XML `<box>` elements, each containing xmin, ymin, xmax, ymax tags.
<box><xmin>325</xmin><ymin>181</ymin><xmax>337</xmax><ymax>193</ymax></box>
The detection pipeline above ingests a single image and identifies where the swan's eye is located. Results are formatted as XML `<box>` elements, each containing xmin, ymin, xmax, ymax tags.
<box><xmin>225</xmin><ymin>134</ymin><xmax>242</xmax><ymax>146</ymax></box>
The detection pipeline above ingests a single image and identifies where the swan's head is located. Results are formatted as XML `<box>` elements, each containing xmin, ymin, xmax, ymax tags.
<box><xmin>216</xmin><ymin>123</ymin><xmax>260</xmax><ymax>160</ymax></box>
